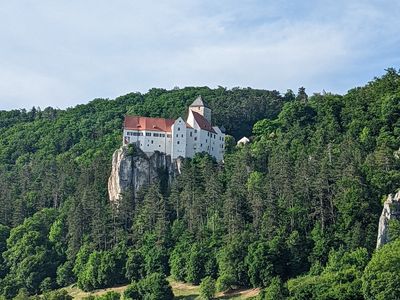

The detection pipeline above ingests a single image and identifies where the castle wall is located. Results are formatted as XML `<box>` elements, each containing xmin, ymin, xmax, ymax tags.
<box><xmin>171</xmin><ymin>118</ymin><xmax>187</xmax><ymax>159</ymax></box>
<box><xmin>211</xmin><ymin>127</ymin><xmax>225</xmax><ymax>161</ymax></box>
<box><xmin>185</xmin><ymin>127</ymin><xmax>195</xmax><ymax>158</ymax></box>
<box><xmin>123</xmin><ymin>129</ymin><xmax>172</xmax><ymax>155</ymax></box>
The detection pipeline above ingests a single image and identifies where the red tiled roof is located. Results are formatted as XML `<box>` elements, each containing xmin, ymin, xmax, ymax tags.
<box><xmin>192</xmin><ymin>111</ymin><xmax>216</xmax><ymax>133</ymax></box>
<box><xmin>124</xmin><ymin>116</ymin><xmax>175</xmax><ymax>132</ymax></box>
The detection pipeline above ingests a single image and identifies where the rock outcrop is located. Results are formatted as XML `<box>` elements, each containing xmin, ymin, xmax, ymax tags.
<box><xmin>376</xmin><ymin>190</ymin><xmax>400</xmax><ymax>248</ymax></box>
<box><xmin>108</xmin><ymin>146</ymin><xmax>181</xmax><ymax>204</ymax></box>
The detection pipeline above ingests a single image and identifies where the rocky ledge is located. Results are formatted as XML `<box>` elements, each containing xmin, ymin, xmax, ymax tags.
<box><xmin>108</xmin><ymin>145</ymin><xmax>181</xmax><ymax>204</ymax></box>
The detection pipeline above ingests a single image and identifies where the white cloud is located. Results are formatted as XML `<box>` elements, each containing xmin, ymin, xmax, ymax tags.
<box><xmin>0</xmin><ymin>0</ymin><xmax>399</xmax><ymax>109</ymax></box>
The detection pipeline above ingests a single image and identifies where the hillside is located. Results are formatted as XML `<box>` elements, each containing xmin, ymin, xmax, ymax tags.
<box><xmin>0</xmin><ymin>70</ymin><xmax>400</xmax><ymax>299</ymax></box>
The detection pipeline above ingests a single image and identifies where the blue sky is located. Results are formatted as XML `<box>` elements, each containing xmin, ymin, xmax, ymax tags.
<box><xmin>0</xmin><ymin>0</ymin><xmax>399</xmax><ymax>110</ymax></box>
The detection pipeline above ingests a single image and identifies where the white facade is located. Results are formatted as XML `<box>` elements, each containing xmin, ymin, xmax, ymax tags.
<box><xmin>123</xmin><ymin>129</ymin><xmax>172</xmax><ymax>155</ymax></box>
<box><xmin>123</xmin><ymin>96</ymin><xmax>225</xmax><ymax>161</ymax></box>
<box><xmin>171</xmin><ymin>118</ymin><xmax>187</xmax><ymax>159</ymax></box>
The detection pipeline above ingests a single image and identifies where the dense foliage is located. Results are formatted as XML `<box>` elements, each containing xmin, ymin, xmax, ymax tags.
<box><xmin>0</xmin><ymin>70</ymin><xmax>399</xmax><ymax>299</ymax></box>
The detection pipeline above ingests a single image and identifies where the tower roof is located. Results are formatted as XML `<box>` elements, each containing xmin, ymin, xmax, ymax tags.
<box><xmin>192</xmin><ymin>111</ymin><xmax>216</xmax><ymax>133</ymax></box>
<box><xmin>190</xmin><ymin>96</ymin><xmax>209</xmax><ymax>108</ymax></box>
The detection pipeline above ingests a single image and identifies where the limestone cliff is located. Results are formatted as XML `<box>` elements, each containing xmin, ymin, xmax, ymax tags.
<box><xmin>108</xmin><ymin>145</ymin><xmax>181</xmax><ymax>204</ymax></box>
<box><xmin>376</xmin><ymin>190</ymin><xmax>400</xmax><ymax>248</ymax></box>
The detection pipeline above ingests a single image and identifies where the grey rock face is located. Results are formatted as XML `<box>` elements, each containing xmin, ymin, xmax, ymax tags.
<box><xmin>377</xmin><ymin>190</ymin><xmax>400</xmax><ymax>248</ymax></box>
<box><xmin>108</xmin><ymin>146</ymin><xmax>181</xmax><ymax>204</ymax></box>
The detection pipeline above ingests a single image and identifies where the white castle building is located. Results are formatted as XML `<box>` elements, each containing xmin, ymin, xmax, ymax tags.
<box><xmin>122</xmin><ymin>96</ymin><xmax>225</xmax><ymax>161</ymax></box>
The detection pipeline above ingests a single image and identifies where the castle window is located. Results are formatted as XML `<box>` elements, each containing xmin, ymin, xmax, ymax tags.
<box><xmin>206</xmin><ymin>139</ymin><xmax>207</xmax><ymax>143</ymax></box>
<box><xmin>190</xmin><ymin>132</ymin><xmax>192</xmax><ymax>137</ymax></box>
<box><xmin>167</xmin><ymin>134</ymin><xmax>172</xmax><ymax>138</ymax></box>
<box><xmin>181</xmin><ymin>134</ymin><xmax>183</xmax><ymax>138</ymax></box>
<box><xmin>207</xmin><ymin>132</ymin><xmax>209</xmax><ymax>136</ymax></box>
<box><xmin>194</xmin><ymin>137</ymin><xmax>197</xmax><ymax>141</ymax></box>
<box><xmin>160</xmin><ymin>134</ymin><xmax>165</xmax><ymax>137</ymax></box>
<box><xmin>200</xmin><ymin>143</ymin><xmax>202</xmax><ymax>147</ymax></box>
<box><xmin>176</xmin><ymin>134</ymin><xmax>178</xmax><ymax>137</ymax></box>
<box><xmin>178</xmin><ymin>127</ymin><xmax>181</xmax><ymax>131</ymax></box>
<box><xmin>177</xmin><ymin>141</ymin><xmax>180</xmax><ymax>144</ymax></box>
<box><xmin>153</xmin><ymin>133</ymin><xmax>160</xmax><ymax>137</ymax></box>
<box><xmin>151</xmin><ymin>140</ymin><xmax>153</xmax><ymax>144</ymax></box>
<box><xmin>146</xmin><ymin>132</ymin><xmax>151</xmax><ymax>136</ymax></box>
<box><xmin>194</xmin><ymin>129</ymin><xmax>197</xmax><ymax>133</ymax></box>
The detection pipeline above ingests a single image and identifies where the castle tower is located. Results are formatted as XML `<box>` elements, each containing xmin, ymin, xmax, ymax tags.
<box><xmin>189</xmin><ymin>96</ymin><xmax>212</xmax><ymax>123</ymax></box>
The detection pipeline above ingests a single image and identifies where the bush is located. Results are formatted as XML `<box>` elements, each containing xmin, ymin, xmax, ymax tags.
<box><xmin>123</xmin><ymin>282</ymin><xmax>142</xmax><ymax>300</ymax></box>
<box><xmin>362</xmin><ymin>239</ymin><xmax>400</xmax><ymax>299</ymax></box>
<box><xmin>12</xmin><ymin>289</ymin><xmax>30</xmax><ymax>300</ymax></box>
<box><xmin>76</xmin><ymin>248</ymin><xmax>126</xmax><ymax>291</ymax></box>
<box><xmin>40</xmin><ymin>277</ymin><xmax>55</xmax><ymax>293</ymax></box>
<box><xmin>96</xmin><ymin>291</ymin><xmax>120</xmax><ymax>300</ymax></box>
<box><xmin>123</xmin><ymin>273</ymin><xmax>173</xmax><ymax>300</ymax></box>
<box><xmin>261</xmin><ymin>277</ymin><xmax>286</xmax><ymax>300</ymax></box>
<box><xmin>288</xmin><ymin>248</ymin><xmax>369</xmax><ymax>300</ymax></box>
<box><xmin>216</xmin><ymin>274</ymin><xmax>235</xmax><ymax>292</ymax></box>
<box><xmin>42</xmin><ymin>290</ymin><xmax>73</xmax><ymax>300</ymax></box>
<box><xmin>140</xmin><ymin>273</ymin><xmax>174</xmax><ymax>300</ymax></box>
<box><xmin>200</xmin><ymin>276</ymin><xmax>216</xmax><ymax>300</ymax></box>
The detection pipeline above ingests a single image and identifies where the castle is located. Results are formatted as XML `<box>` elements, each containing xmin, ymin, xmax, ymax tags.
<box><xmin>122</xmin><ymin>96</ymin><xmax>225</xmax><ymax>161</ymax></box>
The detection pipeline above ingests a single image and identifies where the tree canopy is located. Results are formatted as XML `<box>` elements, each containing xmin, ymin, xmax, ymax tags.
<box><xmin>0</xmin><ymin>71</ymin><xmax>400</xmax><ymax>298</ymax></box>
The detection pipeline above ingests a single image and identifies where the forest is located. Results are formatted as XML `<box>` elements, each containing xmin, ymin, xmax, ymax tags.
<box><xmin>0</xmin><ymin>69</ymin><xmax>399</xmax><ymax>299</ymax></box>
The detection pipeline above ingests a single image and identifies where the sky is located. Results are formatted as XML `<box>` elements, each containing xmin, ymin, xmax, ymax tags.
<box><xmin>0</xmin><ymin>0</ymin><xmax>399</xmax><ymax>110</ymax></box>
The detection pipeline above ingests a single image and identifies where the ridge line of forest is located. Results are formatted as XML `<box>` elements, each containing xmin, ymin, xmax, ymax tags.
<box><xmin>0</xmin><ymin>69</ymin><xmax>399</xmax><ymax>299</ymax></box>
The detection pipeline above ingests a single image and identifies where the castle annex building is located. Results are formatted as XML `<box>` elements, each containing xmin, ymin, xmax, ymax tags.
<box><xmin>123</xmin><ymin>96</ymin><xmax>225</xmax><ymax>161</ymax></box>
